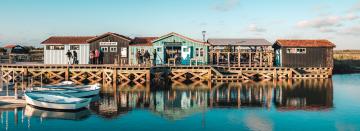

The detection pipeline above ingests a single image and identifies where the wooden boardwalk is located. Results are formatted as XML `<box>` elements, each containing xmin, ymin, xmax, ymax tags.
<box><xmin>0</xmin><ymin>64</ymin><xmax>333</xmax><ymax>85</ymax></box>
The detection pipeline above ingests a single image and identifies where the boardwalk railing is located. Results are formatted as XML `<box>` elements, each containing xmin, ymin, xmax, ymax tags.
<box><xmin>0</xmin><ymin>64</ymin><xmax>333</xmax><ymax>85</ymax></box>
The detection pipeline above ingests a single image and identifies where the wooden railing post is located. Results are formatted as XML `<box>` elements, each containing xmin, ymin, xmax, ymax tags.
<box><xmin>260</xmin><ymin>52</ymin><xmax>263</xmax><ymax>67</ymax></box>
<box><xmin>65</xmin><ymin>65</ymin><xmax>69</xmax><ymax>81</ymax></box>
<box><xmin>113</xmin><ymin>68</ymin><xmax>117</xmax><ymax>88</ymax></box>
<box><xmin>216</xmin><ymin>52</ymin><xmax>220</xmax><ymax>66</ymax></box>
<box><xmin>249</xmin><ymin>52</ymin><xmax>252</xmax><ymax>67</ymax></box>
<box><xmin>227</xmin><ymin>52</ymin><xmax>230</xmax><ymax>67</ymax></box>
<box><xmin>238</xmin><ymin>52</ymin><xmax>241</xmax><ymax>67</ymax></box>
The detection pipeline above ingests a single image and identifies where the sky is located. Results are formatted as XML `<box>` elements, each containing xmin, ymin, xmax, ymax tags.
<box><xmin>0</xmin><ymin>0</ymin><xmax>360</xmax><ymax>49</ymax></box>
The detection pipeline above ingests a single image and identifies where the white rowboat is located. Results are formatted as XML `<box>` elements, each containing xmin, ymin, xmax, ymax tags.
<box><xmin>25</xmin><ymin>91</ymin><xmax>91</xmax><ymax>110</ymax></box>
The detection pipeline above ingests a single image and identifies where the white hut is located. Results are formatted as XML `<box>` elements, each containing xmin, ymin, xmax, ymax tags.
<box><xmin>42</xmin><ymin>36</ymin><xmax>95</xmax><ymax>64</ymax></box>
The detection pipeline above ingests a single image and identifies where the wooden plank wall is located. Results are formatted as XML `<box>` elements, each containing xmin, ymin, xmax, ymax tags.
<box><xmin>89</xmin><ymin>34</ymin><xmax>131</xmax><ymax>64</ymax></box>
<box><xmin>281</xmin><ymin>47</ymin><xmax>333</xmax><ymax>67</ymax></box>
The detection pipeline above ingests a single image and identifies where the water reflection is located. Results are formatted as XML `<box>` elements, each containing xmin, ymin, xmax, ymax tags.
<box><xmin>24</xmin><ymin>105</ymin><xmax>91</xmax><ymax>121</ymax></box>
<box><xmin>274</xmin><ymin>79</ymin><xmax>333</xmax><ymax>111</ymax></box>
<box><xmin>89</xmin><ymin>79</ymin><xmax>333</xmax><ymax>120</ymax></box>
<box><xmin>149</xmin><ymin>90</ymin><xmax>208</xmax><ymax>120</ymax></box>
<box><xmin>0</xmin><ymin>79</ymin><xmax>334</xmax><ymax>130</ymax></box>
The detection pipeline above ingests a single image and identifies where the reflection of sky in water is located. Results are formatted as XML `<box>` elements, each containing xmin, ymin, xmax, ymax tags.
<box><xmin>1</xmin><ymin>74</ymin><xmax>360</xmax><ymax>130</ymax></box>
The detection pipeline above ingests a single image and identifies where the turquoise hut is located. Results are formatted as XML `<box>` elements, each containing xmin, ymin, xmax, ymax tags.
<box><xmin>152</xmin><ymin>32</ymin><xmax>209</xmax><ymax>65</ymax></box>
<box><xmin>129</xmin><ymin>37</ymin><xmax>158</xmax><ymax>65</ymax></box>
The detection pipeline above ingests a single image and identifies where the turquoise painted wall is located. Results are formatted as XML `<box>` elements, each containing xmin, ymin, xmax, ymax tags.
<box><xmin>152</xmin><ymin>34</ymin><xmax>208</xmax><ymax>65</ymax></box>
<box><xmin>129</xmin><ymin>46</ymin><xmax>154</xmax><ymax>65</ymax></box>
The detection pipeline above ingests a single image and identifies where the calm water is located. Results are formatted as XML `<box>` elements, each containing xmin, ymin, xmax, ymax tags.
<box><xmin>1</xmin><ymin>74</ymin><xmax>360</xmax><ymax>131</ymax></box>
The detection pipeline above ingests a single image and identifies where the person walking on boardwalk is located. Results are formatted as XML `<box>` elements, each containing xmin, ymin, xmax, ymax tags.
<box><xmin>94</xmin><ymin>49</ymin><xmax>100</xmax><ymax>64</ymax></box>
<box><xmin>66</xmin><ymin>50</ymin><xmax>72</xmax><ymax>64</ymax></box>
<box><xmin>89</xmin><ymin>51</ymin><xmax>94</xmax><ymax>64</ymax></box>
<box><xmin>144</xmin><ymin>50</ymin><xmax>150</xmax><ymax>65</ymax></box>
<box><xmin>99</xmin><ymin>49</ymin><xmax>104</xmax><ymax>64</ymax></box>
<box><xmin>139</xmin><ymin>51</ymin><xmax>144</xmax><ymax>65</ymax></box>
<box><xmin>136</xmin><ymin>50</ymin><xmax>141</xmax><ymax>65</ymax></box>
<box><xmin>73</xmin><ymin>51</ymin><xmax>78</xmax><ymax>64</ymax></box>
<box><xmin>153</xmin><ymin>49</ymin><xmax>157</xmax><ymax>66</ymax></box>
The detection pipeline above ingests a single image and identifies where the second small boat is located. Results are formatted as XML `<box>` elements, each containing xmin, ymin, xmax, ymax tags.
<box><xmin>34</xmin><ymin>83</ymin><xmax>101</xmax><ymax>98</ymax></box>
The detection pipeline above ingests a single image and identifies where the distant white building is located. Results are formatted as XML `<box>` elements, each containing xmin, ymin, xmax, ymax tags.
<box><xmin>42</xmin><ymin>36</ymin><xmax>95</xmax><ymax>64</ymax></box>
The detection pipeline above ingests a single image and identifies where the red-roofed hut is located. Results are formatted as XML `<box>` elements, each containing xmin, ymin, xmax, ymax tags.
<box><xmin>273</xmin><ymin>40</ymin><xmax>336</xmax><ymax>67</ymax></box>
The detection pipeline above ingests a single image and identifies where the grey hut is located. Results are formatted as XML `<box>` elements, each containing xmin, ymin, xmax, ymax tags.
<box><xmin>273</xmin><ymin>40</ymin><xmax>336</xmax><ymax>67</ymax></box>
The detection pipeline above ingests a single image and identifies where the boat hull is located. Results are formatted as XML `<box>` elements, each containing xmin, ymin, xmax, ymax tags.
<box><xmin>25</xmin><ymin>94</ymin><xmax>91</xmax><ymax>110</ymax></box>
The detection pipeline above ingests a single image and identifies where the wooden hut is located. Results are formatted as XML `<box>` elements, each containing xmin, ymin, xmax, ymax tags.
<box><xmin>3</xmin><ymin>44</ymin><xmax>30</xmax><ymax>63</ymax></box>
<box><xmin>207</xmin><ymin>39</ymin><xmax>273</xmax><ymax>67</ymax></box>
<box><xmin>152</xmin><ymin>32</ymin><xmax>209</xmax><ymax>65</ymax></box>
<box><xmin>129</xmin><ymin>37</ymin><xmax>158</xmax><ymax>65</ymax></box>
<box><xmin>3</xmin><ymin>44</ymin><xmax>28</xmax><ymax>54</ymax></box>
<box><xmin>273</xmin><ymin>40</ymin><xmax>335</xmax><ymax>67</ymax></box>
<box><xmin>87</xmin><ymin>32</ymin><xmax>132</xmax><ymax>64</ymax></box>
<box><xmin>42</xmin><ymin>36</ymin><xmax>95</xmax><ymax>64</ymax></box>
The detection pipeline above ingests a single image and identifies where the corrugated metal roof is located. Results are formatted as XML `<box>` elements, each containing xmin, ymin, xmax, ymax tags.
<box><xmin>207</xmin><ymin>39</ymin><xmax>272</xmax><ymax>46</ymax></box>
<box><xmin>275</xmin><ymin>40</ymin><xmax>335</xmax><ymax>47</ymax></box>
<box><xmin>41</xmin><ymin>36</ymin><xmax>95</xmax><ymax>44</ymax></box>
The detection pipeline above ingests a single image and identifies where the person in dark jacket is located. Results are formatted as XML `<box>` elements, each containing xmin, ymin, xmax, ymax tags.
<box><xmin>73</xmin><ymin>51</ymin><xmax>78</xmax><ymax>64</ymax></box>
<box><xmin>99</xmin><ymin>49</ymin><xmax>104</xmax><ymax>64</ymax></box>
<box><xmin>136</xmin><ymin>50</ymin><xmax>141</xmax><ymax>65</ymax></box>
<box><xmin>66</xmin><ymin>50</ymin><xmax>72</xmax><ymax>64</ymax></box>
<box><xmin>153</xmin><ymin>49</ymin><xmax>157</xmax><ymax>66</ymax></box>
<box><xmin>144</xmin><ymin>50</ymin><xmax>150</xmax><ymax>65</ymax></box>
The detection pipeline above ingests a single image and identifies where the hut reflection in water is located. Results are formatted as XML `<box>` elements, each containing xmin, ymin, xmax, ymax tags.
<box><xmin>88</xmin><ymin>79</ymin><xmax>333</xmax><ymax>120</ymax></box>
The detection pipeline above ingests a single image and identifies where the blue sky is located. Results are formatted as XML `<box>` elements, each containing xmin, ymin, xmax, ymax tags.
<box><xmin>0</xmin><ymin>0</ymin><xmax>359</xmax><ymax>49</ymax></box>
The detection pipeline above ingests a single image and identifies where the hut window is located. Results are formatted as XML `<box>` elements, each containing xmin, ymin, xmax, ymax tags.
<box><xmin>101</xmin><ymin>47</ymin><xmax>108</xmax><ymax>52</ymax></box>
<box><xmin>195</xmin><ymin>48</ymin><xmax>199</xmax><ymax>56</ymax></box>
<box><xmin>110</xmin><ymin>47</ymin><xmax>117</xmax><ymax>52</ymax></box>
<box><xmin>46</xmin><ymin>45</ymin><xmax>54</xmax><ymax>50</ymax></box>
<box><xmin>121</xmin><ymin>47</ymin><xmax>127</xmax><ymax>57</ymax></box>
<box><xmin>195</xmin><ymin>48</ymin><xmax>204</xmax><ymax>57</ymax></box>
<box><xmin>70</xmin><ymin>45</ymin><xmax>80</xmax><ymax>50</ymax></box>
<box><xmin>296</xmin><ymin>48</ymin><xmax>306</xmax><ymax>54</ymax></box>
<box><xmin>286</xmin><ymin>48</ymin><xmax>306</xmax><ymax>54</ymax></box>
<box><xmin>183</xmin><ymin>48</ymin><xmax>190</xmax><ymax>52</ymax></box>
<box><xmin>200</xmin><ymin>48</ymin><xmax>204</xmax><ymax>57</ymax></box>
<box><xmin>54</xmin><ymin>45</ymin><xmax>64</xmax><ymax>50</ymax></box>
<box><xmin>47</xmin><ymin>45</ymin><xmax>64</xmax><ymax>50</ymax></box>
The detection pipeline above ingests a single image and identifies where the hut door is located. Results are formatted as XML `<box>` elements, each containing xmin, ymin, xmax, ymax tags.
<box><xmin>155</xmin><ymin>46</ymin><xmax>164</xmax><ymax>64</ymax></box>
<box><xmin>275</xmin><ymin>49</ymin><xmax>281</xmax><ymax>67</ymax></box>
<box><xmin>181</xmin><ymin>46</ymin><xmax>192</xmax><ymax>65</ymax></box>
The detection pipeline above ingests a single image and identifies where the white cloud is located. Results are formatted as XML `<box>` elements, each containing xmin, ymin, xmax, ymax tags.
<box><xmin>344</xmin><ymin>13</ymin><xmax>360</xmax><ymax>21</ymax></box>
<box><xmin>296</xmin><ymin>16</ymin><xmax>343</xmax><ymax>28</ymax></box>
<box><xmin>319</xmin><ymin>28</ymin><xmax>337</xmax><ymax>33</ymax></box>
<box><xmin>296</xmin><ymin>13</ymin><xmax>359</xmax><ymax>34</ymax></box>
<box><xmin>212</xmin><ymin>0</ymin><xmax>240</xmax><ymax>12</ymax></box>
<box><xmin>248</xmin><ymin>24</ymin><xmax>267</xmax><ymax>32</ymax></box>
<box><xmin>340</xmin><ymin>25</ymin><xmax>360</xmax><ymax>36</ymax></box>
